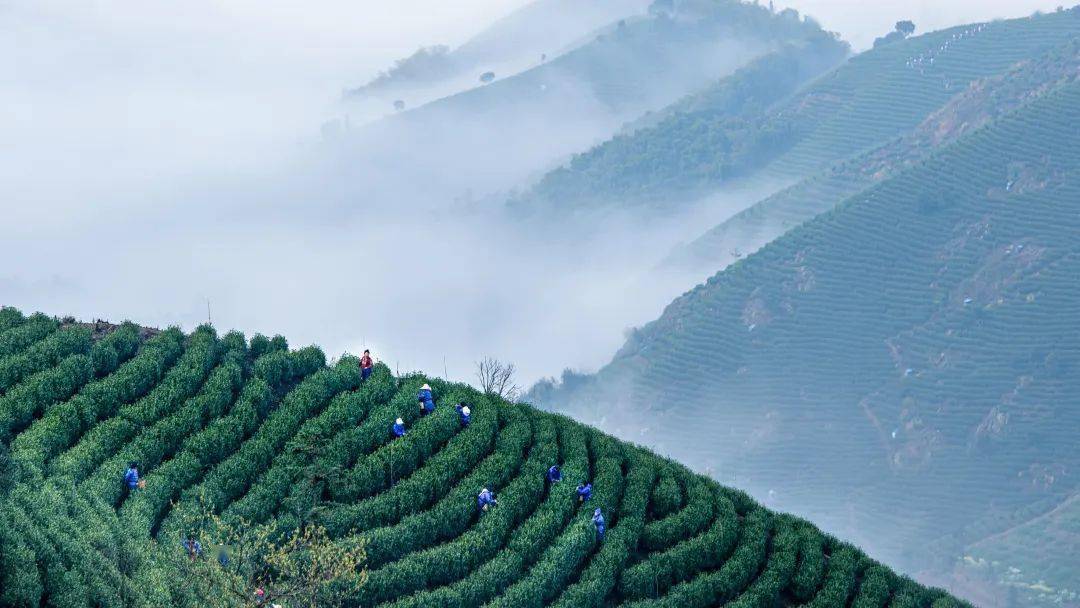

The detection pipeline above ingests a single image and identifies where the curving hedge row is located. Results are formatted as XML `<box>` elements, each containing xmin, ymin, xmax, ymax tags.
<box><xmin>0</xmin><ymin>514</ymin><xmax>44</xmax><ymax>607</ymax></box>
<box><xmin>851</xmin><ymin>563</ymin><xmax>898</xmax><ymax>608</ymax></box>
<box><xmin>2</xmin><ymin>481</ymin><xmax>156</xmax><ymax>608</ymax></box>
<box><xmin>223</xmin><ymin>367</ymin><xmax>397</xmax><ymax>525</ymax></box>
<box><xmin>618</xmin><ymin>486</ymin><xmax>740</xmax><ymax>600</ymax></box>
<box><xmin>798</xmin><ymin>543</ymin><xmax>864</xmax><ymax>607</ymax></box>
<box><xmin>889</xmin><ymin>578</ymin><xmax>956</xmax><ymax>608</ymax></box>
<box><xmin>47</xmin><ymin>326</ymin><xmax>223</xmax><ymax>482</ymax></box>
<box><xmin>85</xmin><ymin>356</ymin><xmax>246</xmax><ymax>507</ymax></box>
<box><xmin>311</xmin><ymin>373</ymin><xmax>429</xmax><ymax>494</ymax></box>
<box><xmin>1</xmin><ymin>500</ymin><xmax>91</xmax><ymax>607</ymax></box>
<box><xmin>0</xmin><ymin>307</ymin><xmax>25</xmax><ymax>333</ymax></box>
<box><xmin>640</xmin><ymin>470</ymin><xmax>714</xmax><ymax>552</ymax></box>
<box><xmin>160</xmin><ymin>353</ymin><xmax>358</xmax><ymax>533</ymax></box>
<box><xmin>0</xmin><ymin>313</ymin><xmax>57</xmax><ymax>360</ymax></box>
<box><xmin>311</xmin><ymin>390</ymin><xmax>500</xmax><ymax>535</ymax></box>
<box><xmin>118</xmin><ymin>352</ymin><xmax>305</xmax><ymax>538</ymax></box>
<box><xmin>724</xmin><ymin>516</ymin><xmax>801</xmax><ymax>608</ymax></box>
<box><xmin>0</xmin><ymin>324</ymin><xmax>141</xmax><ymax>442</ymax></box>
<box><xmin>486</xmin><ymin>431</ymin><xmax>627</xmax><ymax>608</ymax></box>
<box><xmin>0</xmin><ymin>325</ymin><xmax>92</xmax><ymax>395</ymax></box>
<box><xmin>348</xmin><ymin>403</ymin><xmax>534</xmax><ymax>568</ymax></box>
<box><xmin>550</xmin><ymin>450</ymin><xmax>656</xmax><ymax>608</ymax></box>
<box><xmin>9</xmin><ymin>487</ymin><xmax>134</xmax><ymax>608</ymax></box>
<box><xmin>790</xmin><ymin>525</ymin><xmax>827</xmax><ymax>602</ymax></box>
<box><xmin>10</xmin><ymin>328</ymin><xmax>186</xmax><ymax>480</ymax></box>
<box><xmin>355</xmin><ymin>407</ymin><xmax>555</xmax><ymax>606</ymax></box>
<box><xmin>648</xmin><ymin>470</ymin><xmax>684</xmax><ymax>520</ymax></box>
<box><xmin>386</xmin><ymin>416</ymin><xmax>591</xmax><ymax>608</ymax></box>
<box><xmin>623</xmin><ymin>507</ymin><xmax>774</xmax><ymax>608</ymax></box>
<box><xmin>329</xmin><ymin>386</ymin><xmax>466</xmax><ymax>505</ymax></box>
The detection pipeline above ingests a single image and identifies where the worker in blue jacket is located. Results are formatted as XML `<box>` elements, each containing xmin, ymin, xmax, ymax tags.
<box><xmin>392</xmin><ymin>417</ymin><xmax>406</xmax><ymax>438</ymax></box>
<box><xmin>123</xmin><ymin>462</ymin><xmax>140</xmax><ymax>496</ymax></box>
<box><xmin>592</xmin><ymin>508</ymin><xmax>605</xmax><ymax>541</ymax></box>
<box><xmin>455</xmin><ymin>403</ymin><xmax>471</xmax><ymax>427</ymax></box>
<box><xmin>418</xmin><ymin>384</ymin><xmax>435</xmax><ymax>416</ymax></box>
<box><xmin>182</xmin><ymin>537</ymin><xmax>203</xmax><ymax>560</ymax></box>
<box><xmin>547</xmin><ymin>465</ymin><xmax>562</xmax><ymax>484</ymax></box>
<box><xmin>576</xmin><ymin>482</ymin><xmax>592</xmax><ymax>503</ymax></box>
<box><xmin>478</xmin><ymin>487</ymin><xmax>498</xmax><ymax>512</ymax></box>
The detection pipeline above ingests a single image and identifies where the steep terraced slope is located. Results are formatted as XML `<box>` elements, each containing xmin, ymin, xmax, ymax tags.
<box><xmin>519</xmin><ymin>8</ymin><xmax>1080</xmax><ymax>217</ymax></box>
<box><xmin>0</xmin><ymin>308</ymin><xmax>967</xmax><ymax>607</ymax></box>
<box><xmin>667</xmin><ymin>33</ymin><xmax>1080</xmax><ymax>273</ymax></box>
<box><xmin>534</xmin><ymin>61</ymin><xmax>1080</xmax><ymax>606</ymax></box>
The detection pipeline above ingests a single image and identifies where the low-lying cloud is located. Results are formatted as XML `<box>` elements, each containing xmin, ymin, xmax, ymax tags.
<box><xmin>1</xmin><ymin>0</ymin><xmax>777</xmax><ymax>388</ymax></box>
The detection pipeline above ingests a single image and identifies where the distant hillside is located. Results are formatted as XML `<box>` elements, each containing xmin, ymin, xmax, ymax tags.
<box><xmin>347</xmin><ymin>0</ymin><xmax>651</xmax><ymax>105</ymax></box>
<box><xmin>0</xmin><ymin>308</ymin><xmax>968</xmax><ymax>607</ymax></box>
<box><xmin>961</xmin><ymin>491</ymin><xmax>1080</xmax><ymax>606</ymax></box>
<box><xmin>666</xmin><ymin>21</ymin><xmax>1080</xmax><ymax>274</ymax></box>
<box><xmin>533</xmin><ymin>29</ymin><xmax>1080</xmax><ymax>607</ymax></box>
<box><xmin>517</xmin><ymin>8</ymin><xmax>1080</xmax><ymax>221</ymax></box>
<box><xmin>512</xmin><ymin>33</ymin><xmax>848</xmax><ymax>213</ymax></box>
<box><xmin>332</xmin><ymin>0</ymin><xmax>836</xmax><ymax>207</ymax></box>
<box><xmin>669</xmin><ymin>8</ymin><xmax>1080</xmax><ymax>274</ymax></box>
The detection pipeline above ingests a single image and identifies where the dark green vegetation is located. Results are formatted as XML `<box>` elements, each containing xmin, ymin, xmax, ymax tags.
<box><xmin>535</xmin><ymin>11</ymin><xmax>1080</xmax><ymax>606</ymax></box>
<box><xmin>0</xmin><ymin>308</ymin><xmax>966</xmax><ymax>606</ymax></box>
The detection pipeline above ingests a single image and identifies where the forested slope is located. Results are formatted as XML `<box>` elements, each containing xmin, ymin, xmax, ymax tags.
<box><xmin>533</xmin><ymin>43</ymin><xmax>1080</xmax><ymax>607</ymax></box>
<box><xmin>0</xmin><ymin>309</ymin><xmax>968</xmax><ymax>607</ymax></box>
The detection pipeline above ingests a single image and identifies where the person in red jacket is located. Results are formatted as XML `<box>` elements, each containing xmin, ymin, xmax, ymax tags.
<box><xmin>360</xmin><ymin>349</ymin><xmax>374</xmax><ymax>382</ymax></box>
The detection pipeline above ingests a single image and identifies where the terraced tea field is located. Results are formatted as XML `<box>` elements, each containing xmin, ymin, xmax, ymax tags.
<box><xmin>524</xmin><ymin>8</ymin><xmax>1080</xmax><ymax>219</ymax></box>
<box><xmin>539</xmin><ymin>36</ymin><xmax>1080</xmax><ymax>607</ymax></box>
<box><xmin>669</xmin><ymin>33</ymin><xmax>1080</xmax><ymax>273</ymax></box>
<box><xmin>0</xmin><ymin>308</ymin><xmax>966</xmax><ymax>607</ymax></box>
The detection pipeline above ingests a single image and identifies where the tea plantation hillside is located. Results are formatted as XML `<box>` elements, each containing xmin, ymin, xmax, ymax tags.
<box><xmin>520</xmin><ymin>7</ymin><xmax>1080</xmax><ymax>215</ymax></box>
<box><xmin>666</xmin><ymin>33</ymin><xmax>1080</xmax><ymax>273</ymax></box>
<box><xmin>0</xmin><ymin>309</ymin><xmax>968</xmax><ymax>607</ymax></box>
<box><xmin>532</xmin><ymin>53</ymin><xmax>1080</xmax><ymax>606</ymax></box>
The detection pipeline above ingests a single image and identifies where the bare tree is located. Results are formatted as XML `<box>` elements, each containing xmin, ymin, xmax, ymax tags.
<box><xmin>475</xmin><ymin>357</ymin><xmax>521</xmax><ymax>402</ymax></box>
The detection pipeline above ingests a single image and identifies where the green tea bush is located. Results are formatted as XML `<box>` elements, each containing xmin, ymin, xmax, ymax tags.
<box><xmin>0</xmin><ymin>326</ymin><xmax>92</xmax><ymax>394</ymax></box>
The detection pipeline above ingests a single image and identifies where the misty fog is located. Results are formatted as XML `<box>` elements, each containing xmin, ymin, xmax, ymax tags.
<box><xmin>1</xmin><ymin>0</ymin><xmax>782</xmax><ymax>389</ymax></box>
<box><xmin>2</xmin><ymin>0</ymin><xmax>1069</xmax><ymax>391</ymax></box>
